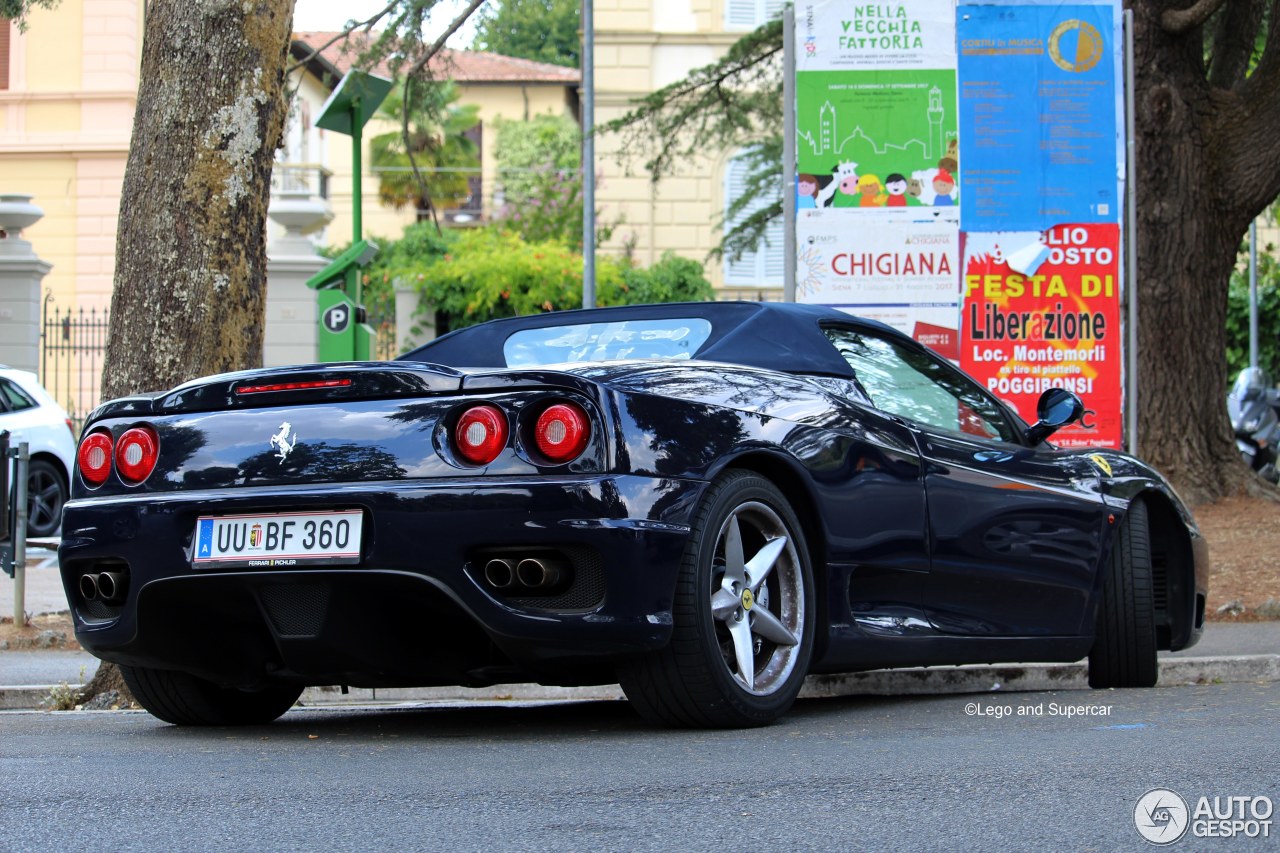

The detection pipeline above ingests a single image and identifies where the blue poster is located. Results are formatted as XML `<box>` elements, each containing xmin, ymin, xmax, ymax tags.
<box><xmin>956</xmin><ymin>3</ymin><xmax>1122</xmax><ymax>230</ymax></box>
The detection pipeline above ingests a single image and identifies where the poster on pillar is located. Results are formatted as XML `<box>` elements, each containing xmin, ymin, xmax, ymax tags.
<box><xmin>794</xmin><ymin>0</ymin><xmax>960</xmax><ymax>217</ymax></box>
<box><xmin>797</xmin><ymin>213</ymin><xmax>961</xmax><ymax>358</ymax></box>
<box><xmin>955</xmin><ymin>1</ymin><xmax>1124</xmax><ymax>231</ymax></box>
<box><xmin>959</xmin><ymin>224</ymin><xmax>1122</xmax><ymax>448</ymax></box>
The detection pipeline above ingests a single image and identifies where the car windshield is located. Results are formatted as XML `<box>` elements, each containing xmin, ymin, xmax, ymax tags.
<box><xmin>502</xmin><ymin>318</ymin><xmax>713</xmax><ymax>367</ymax></box>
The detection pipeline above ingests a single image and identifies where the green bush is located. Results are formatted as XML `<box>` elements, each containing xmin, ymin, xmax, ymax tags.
<box><xmin>412</xmin><ymin>228</ymin><xmax>629</xmax><ymax>330</ymax></box>
<box><xmin>411</xmin><ymin>232</ymin><xmax>714</xmax><ymax>332</ymax></box>
<box><xmin>621</xmin><ymin>252</ymin><xmax>715</xmax><ymax>304</ymax></box>
<box><xmin>1226</xmin><ymin>243</ymin><xmax>1280</xmax><ymax>381</ymax></box>
<box><xmin>341</xmin><ymin>222</ymin><xmax>714</xmax><ymax>335</ymax></box>
<box><xmin>328</xmin><ymin>223</ymin><xmax>454</xmax><ymax>323</ymax></box>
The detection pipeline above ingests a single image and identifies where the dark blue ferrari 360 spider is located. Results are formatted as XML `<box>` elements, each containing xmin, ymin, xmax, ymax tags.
<box><xmin>58</xmin><ymin>302</ymin><xmax>1207</xmax><ymax>727</ymax></box>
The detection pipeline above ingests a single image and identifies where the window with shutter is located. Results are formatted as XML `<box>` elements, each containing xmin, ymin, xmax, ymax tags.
<box><xmin>724</xmin><ymin>0</ymin><xmax>784</xmax><ymax>30</ymax></box>
<box><xmin>723</xmin><ymin>152</ymin><xmax>784</xmax><ymax>287</ymax></box>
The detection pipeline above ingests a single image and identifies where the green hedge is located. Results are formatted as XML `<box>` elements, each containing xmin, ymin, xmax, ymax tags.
<box><xmin>355</xmin><ymin>223</ymin><xmax>714</xmax><ymax>334</ymax></box>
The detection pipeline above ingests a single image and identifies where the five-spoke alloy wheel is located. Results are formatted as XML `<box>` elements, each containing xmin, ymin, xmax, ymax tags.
<box><xmin>620</xmin><ymin>471</ymin><xmax>815</xmax><ymax>728</ymax></box>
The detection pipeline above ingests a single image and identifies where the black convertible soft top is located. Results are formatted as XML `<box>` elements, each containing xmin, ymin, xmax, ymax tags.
<box><xmin>399</xmin><ymin>301</ymin><xmax>894</xmax><ymax>377</ymax></box>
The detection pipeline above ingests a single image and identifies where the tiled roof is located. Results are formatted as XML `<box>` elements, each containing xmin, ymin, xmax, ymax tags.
<box><xmin>292</xmin><ymin>32</ymin><xmax>580</xmax><ymax>85</ymax></box>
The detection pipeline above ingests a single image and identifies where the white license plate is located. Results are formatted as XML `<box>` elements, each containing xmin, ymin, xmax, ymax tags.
<box><xmin>192</xmin><ymin>510</ymin><xmax>363</xmax><ymax>568</ymax></box>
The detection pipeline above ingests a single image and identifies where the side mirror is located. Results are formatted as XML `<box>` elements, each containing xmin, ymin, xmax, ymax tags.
<box><xmin>1024</xmin><ymin>388</ymin><xmax>1084</xmax><ymax>446</ymax></box>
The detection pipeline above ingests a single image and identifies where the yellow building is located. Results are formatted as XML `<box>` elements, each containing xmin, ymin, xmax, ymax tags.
<box><xmin>0</xmin><ymin>0</ymin><xmax>142</xmax><ymax>316</ymax></box>
<box><xmin>593</xmin><ymin>0</ymin><xmax>786</xmax><ymax>298</ymax></box>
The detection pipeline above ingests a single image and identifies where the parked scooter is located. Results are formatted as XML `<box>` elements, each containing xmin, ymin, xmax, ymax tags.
<box><xmin>1227</xmin><ymin>366</ymin><xmax>1280</xmax><ymax>483</ymax></box>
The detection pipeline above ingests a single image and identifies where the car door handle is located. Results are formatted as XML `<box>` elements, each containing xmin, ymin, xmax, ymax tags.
<box><xmin>973</xmin><ymin>450</ymin><xmax>1014</xmax><ymax>463</ymax></box>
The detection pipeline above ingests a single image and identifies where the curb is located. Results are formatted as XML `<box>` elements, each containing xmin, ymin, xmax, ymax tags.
<box><xmin>3</xmin><ymin>654</ymin><xmax>1276</xmax><ymax>712</ymax></box>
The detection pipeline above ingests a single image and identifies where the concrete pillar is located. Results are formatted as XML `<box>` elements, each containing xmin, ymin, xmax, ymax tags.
<box><xmin>264</xmin><ymin>190</ymin><xmax>331</xmax><ymax>368</ymax></box>
<box><xmin>0</xmin><ymin>194</ymin><xmax>52</xmax><ymax>375</ymax></box>
<box><xmin>394</xmin><ymin>284</ymin><xmax>436</xmax><ymax>356</ymax></box>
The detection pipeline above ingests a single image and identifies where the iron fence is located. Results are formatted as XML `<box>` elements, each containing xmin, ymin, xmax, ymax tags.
<box><xmin>40</xmin><ymin>293</ymin><xmax>109</xmax><ymax>436</ymax></box>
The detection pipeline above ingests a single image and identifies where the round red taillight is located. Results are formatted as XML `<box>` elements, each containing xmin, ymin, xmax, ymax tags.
<box><xmin>534</xmin><ymin>403</ymin><xmax>590</xmax><ymax>464</ymax></box>
<box><xmin>115</xmin><ymin>426</ymin><xmax>160</xmax><ymax>484</ymax></box>
<box><xmin>77</xmin><ymin>430</ymin><xmax>114</xmax><ymax>486</ymax></box>
<box><xmin>455</xmin><ymin>405</ymin><xmax>508</xmax><ymax>465</ymax></box>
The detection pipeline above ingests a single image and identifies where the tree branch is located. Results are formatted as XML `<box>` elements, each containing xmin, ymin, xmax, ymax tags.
<box><xmin>1242</xmin><ymin>0</ymin><xmax>1280</xmax><ymax>99</ymax></box>
<box><xmin>600</xmin><ymin>19</ymin><xmax>783</xmax><ymax>183</ymax></box>
<box><xmin>283</xmin><ymin>0</ymin><xmax>401</xmax><ymax>76</ymax></box>
<box><xmin>1211</xmin><ymin>1</ymin><xmax>1280</xmax><ymax>219</ymax></box>
<box><xmin>1207</xmin><ymin>0</ymin><xmax>1266</xmax><ymax>90</ymax></box>
<box><xmin>402</xmin><ymin>0</ymin><xmax>487</xmax><ymax>80</ymax></box>
<box><xmin>1161</xmin><ymin>0</ymin><xmax>1229</xmax><ymax>34</ymax></box>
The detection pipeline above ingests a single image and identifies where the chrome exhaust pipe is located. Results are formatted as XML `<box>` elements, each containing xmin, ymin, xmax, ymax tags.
<box><xmin>79</xmin><ymin>573</ymin><xmax>101</xmax><ymax>602</ymax></box>
<box><xmin>516</xmin><ymin>557</ymin><xmax>564</xmax><ymax>589</ymax></box>
<box><xmin>96</xmin><ymin>571</ymin><xmax>125</xmax><ymax>603</ymax></box>
<box><xmin>483</xmin><ymin>558</ymin><xmax>516</xmax><ymax>589</ymax></box>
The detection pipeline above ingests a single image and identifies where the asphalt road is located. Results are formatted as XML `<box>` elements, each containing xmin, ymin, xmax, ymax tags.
<box><xmin>2</xmin><ymin>683</ymin><xmax>1276</xmax><ymax>851</ymax></box>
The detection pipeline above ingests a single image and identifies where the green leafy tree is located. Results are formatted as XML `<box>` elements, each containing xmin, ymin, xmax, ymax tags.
<box><xmin>494</xmin><ymin>114</ymin><xmax>579</xmax><ymax>203</ymax></box>
<box><xmin>369</xmin><ymin>80</ymin><xmax>481</xmax><ymax>221</ymax></box>
<box><xmin>471</xmin><ymin>0</ymin><xmax>580</xmax><ymax>68</ymax></box>
<box><xmin>492</xmin><ymin>114</ymin><xmax>606</xmax><ymax>248</ymax></box>
<box><xmin>604</xmin><ymin>10</ymin><xmax>1280</xmax><ymax>502</ymax></box>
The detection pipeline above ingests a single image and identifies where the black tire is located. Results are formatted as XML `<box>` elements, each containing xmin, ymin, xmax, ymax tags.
<box><xmin>121</xmin><ymin>665</ymin><xmax>303</xmax><ymax>726</ymax></box>
<box><xmin>26</xmin><ymin>459</ymin><xmax>67</xmax><ymax>538</ymax></box>
<box><xmin>1088</xmin><ymin>499</ymin><xmax>1158</xmax><ymax>688</ymax></box>
<box><xmin>619</xmin><ymin>471</ymin><xmax>815</xmax><ymax>728</ymax></box>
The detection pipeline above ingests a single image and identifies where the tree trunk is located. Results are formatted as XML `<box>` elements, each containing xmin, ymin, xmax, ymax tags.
<box><xmin>1130</xmin><ymin>2</ymin><xmax>1280</xmax><ymax>505</ymax></box>
<box><xmin>92</xmin><ymin>0</ymin><xmax>294</xmax><ymax>703</ymax></box>
<box><xmin>103</xmin><ymin>0</ymin><xmax>294</xmax><ymax>399</ymax></box>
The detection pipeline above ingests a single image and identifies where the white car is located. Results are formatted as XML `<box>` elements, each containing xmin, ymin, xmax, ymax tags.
<box><xmin>0</xmin><ymin>366</ymin><xmax>76</xmax><ymax>537</ymax></box>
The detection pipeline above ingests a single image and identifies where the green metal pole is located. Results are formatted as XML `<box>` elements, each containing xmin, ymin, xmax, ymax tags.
<box><xmin>351</xmin><ymin>100</ymin><xmax>365</xmax><ymax>312</ymax></box>
<box><xmin>350</xmin><ymin>100</ymin><xmax>366</xmax><ymax>361</ymax></box>
<box><xmin>352</xmin><ymin>99</ymin><xmax>363</xmax><ymax>248</ymax></box>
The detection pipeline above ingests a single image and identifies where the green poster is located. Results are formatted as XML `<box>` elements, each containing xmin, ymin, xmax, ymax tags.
<box><xmin>796</xmin><ymin>69</ymin><xmax>959</xmax><ymax>211</ymax></box>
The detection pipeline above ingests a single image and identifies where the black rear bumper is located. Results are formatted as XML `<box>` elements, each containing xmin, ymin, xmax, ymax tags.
<box><xmin>58</xmin><ymin>475</ymin><xmax>704</xmax><ymax>689</ymax></box>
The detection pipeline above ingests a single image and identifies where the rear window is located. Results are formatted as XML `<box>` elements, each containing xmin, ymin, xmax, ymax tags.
<box><xmin>503</xmin><ymin>318</ymin><xmax>713</xmax><ymax>367</ymax></box>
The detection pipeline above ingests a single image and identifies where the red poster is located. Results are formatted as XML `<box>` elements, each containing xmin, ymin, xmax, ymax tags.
<box><xmin>960</xmin><ymin>224</ymin><xmax>1122</xmax><ymax>448</ymax></box>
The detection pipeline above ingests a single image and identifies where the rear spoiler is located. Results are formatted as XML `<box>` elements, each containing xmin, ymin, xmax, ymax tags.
<box><xmin>83</xmin><ymin>363</ymin><xmax>607</xmax><ymax>425</ymax></box>
<box><xmin>86</xmin><ymin>362</ymin><xmax>465</xmax><ymax>422</ymax></box>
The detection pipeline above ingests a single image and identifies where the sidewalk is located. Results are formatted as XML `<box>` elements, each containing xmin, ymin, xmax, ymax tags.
<box><xmin>3</xmin><ymin>559</ymin><xmax>1277</xmax><ymax>711</ymax></box>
